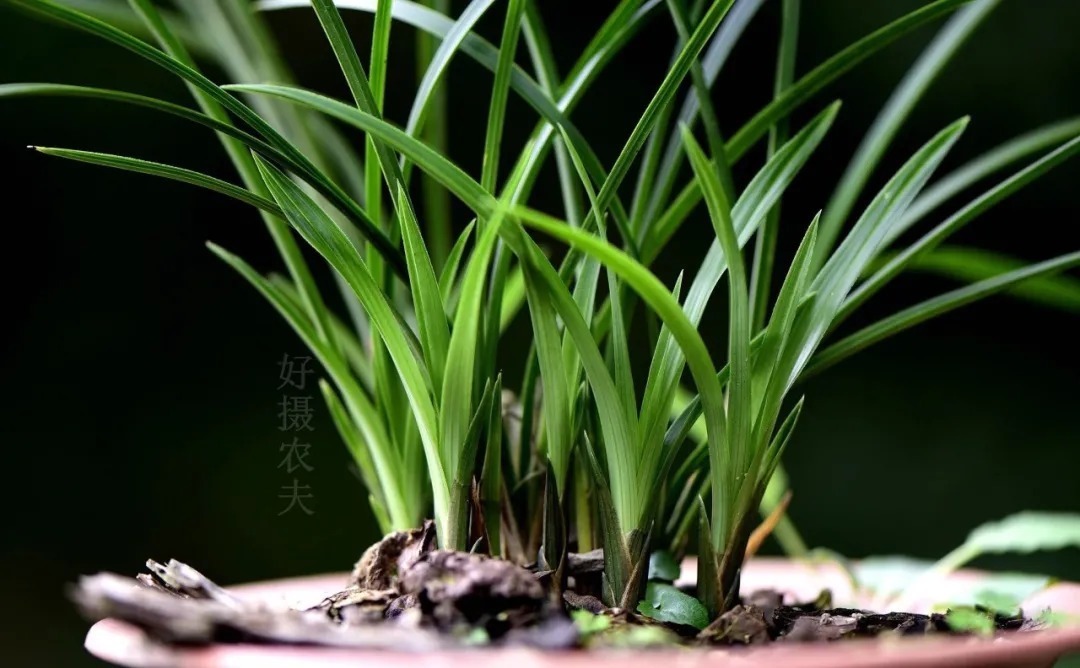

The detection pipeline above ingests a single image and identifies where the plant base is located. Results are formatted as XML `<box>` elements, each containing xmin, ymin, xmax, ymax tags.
<box><xmin>80</xmin><ymin>551</ymin><xmax>1080</xmax><ymax>668</ymax></box>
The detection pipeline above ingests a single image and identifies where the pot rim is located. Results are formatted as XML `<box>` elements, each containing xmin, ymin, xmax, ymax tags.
<box><xmin>85</xmin><ymin>557</ymin><xmax>1080</xmax><ymax>668</ymax></box>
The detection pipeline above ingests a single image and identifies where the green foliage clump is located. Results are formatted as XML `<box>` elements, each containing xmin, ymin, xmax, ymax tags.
<box><xmin>4</xmin><ymin>0</ymin><xmax>1078</xmax><ymax>624</ymax></box>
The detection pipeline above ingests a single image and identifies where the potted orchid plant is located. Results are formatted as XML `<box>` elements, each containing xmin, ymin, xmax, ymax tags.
<box><xmin>4</xmin><ymin>0</ymin><xmax>1080</xmax><ymax>665</ymax></box>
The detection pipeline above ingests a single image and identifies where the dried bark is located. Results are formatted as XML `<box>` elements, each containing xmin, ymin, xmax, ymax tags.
<box><xmin>70</xmin><ymin>536</ymin><xmax>1042</xmax><ymax>652</ymax></box>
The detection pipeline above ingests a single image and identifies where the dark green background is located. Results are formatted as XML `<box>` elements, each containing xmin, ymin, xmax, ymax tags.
<box><xmin>1</xmin><ymin>1</ymin><xmax>1078</xmax><ymax>665</ymax></box>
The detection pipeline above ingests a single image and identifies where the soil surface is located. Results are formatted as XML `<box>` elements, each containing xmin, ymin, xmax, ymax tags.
<box><xmin>71</xmin><ymin>523</ymin><xmax>1040</xmax><ymax>651</ymax></box>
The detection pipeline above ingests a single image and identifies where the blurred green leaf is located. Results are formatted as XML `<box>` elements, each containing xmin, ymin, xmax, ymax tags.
<box><xmin>725</xmin><ymin>0</ymin><xmax>973</xmax><ymax>162</ymax></box>
<box><xmin>9</xmin><ymin>0</ymin><xmax>403</xmax><ymax>272</ymax></box>
<box><xmin>843</xmin><ymin>134</ymin><xmax>1080</xmax><ymax>320</ymax></box>
<box><xmin>816</xmin><ymin>0</ymin><xmax>999</xmax><ymax>260</ymax></box>
<box><xmin>856</xmin><ymin>556</ymin><xmax>1052</xmax><ymax>606</ymax></box>
<box><xmin>903</xmin><ymin>116</ymin><xmax>1080</xmax><ymax>229</ymax></box>
<box><xmin>252</xmin><ymin>155</ymin><xmax>453</xmax><ymax>542</ymax></box>
<box><xmin>965</xmin><ymin>512</ymin><xmax>1080</xmax><ymax>555</ymax></box>
<box><xmin>946</xmin><ymin>607</ymin><xmax>994</xmax><ymax>635</ymax></box>
<box><xmin>974</xmin><ymin>590</ymin><xmax>1021</xmax><ymax>617</ymax></box>
<box><xmin>886</xmin><ymin>245</ymin><xmax>1080</xmax><ymax>313</ymax></box>
<box><xmin>811</xmin><ymin>251</ymin><xmax>1080</xmax><ymax>377</ymax></box>
<box><xmin>893</xmin><ymin>512</ymin><xmax>1080</xmax><ymax>609</ymax></box>
<box><xmin>207</xmin><ymin>242</ymin><xmax>415</xmax><ymax>528</ymax></box>
<box><xmin>648</xmin><ymin>550</ymin><xmax>681</xmax><ymax>582</ymax></box>
<box><xmin>572</xmin><ymin>609</ymin><xmax>611</xmax><ymax>636</ymax></box>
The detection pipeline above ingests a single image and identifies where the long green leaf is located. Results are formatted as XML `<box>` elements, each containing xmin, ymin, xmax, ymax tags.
<box><xmin>520</xmin><ymin>257</ymin><xmax>574</xmax><ymax>496</ymax></box>
<box><xmin>438</xmin><ymin>213</ymin><xmax>502</xmax><ymax>540</ymax></box>
<box><xmin>260</xmin><ymin>0</ymin><xmax>657</xmax><ymax>229</ymax></box>
<box><xmin>319</xmin><ymin>379</ymin><xmax>392</xmax><ymax>533</ymax></box>
<box><xmin>889</xmin><ymin>245</ymin><xmax>1080</xmax><ymax>313</ymax></box>
<box><xmin>772</xmin><ymin>119</ymin><xmax>968</xmax><ymax>395</ymax></box>
<box><xmin>395</xmin><ymin>183</ymin><xmax>451</xmax><ymax>395</ymax></box>
<box><xmin>843</xmin><ymin>134</ymin><xmax>1080</xmax><ymax>321</ymax></box>
<box><xmin>682</xmin><ymin>126</ymin><xmax>750</xmax><ymax>548</ymax></box>
<box><xmin>65</xmin><ymin>0</ymin><xmax>213</xmax><ymax>56</ymax></box>
<box><xmin>252</xmin><ymin>156</ymin><xmax>452</xmax><ymax>542</ymax></box>
<box><xmin>0</xmin><ymin>83</ymin><xmax>272</xmax><ymax>154</ymax></box>
<box><xmin>506</xmin><ymin>0</ymin><xmax>662</xmax><ymax>216</ymax></box>
<box><xmin>556</xmin><ymin>123</ymin><xmax>639</xmax><ymax>465</ymax></box>
<box><xmin>271</xmin><ymin>274</ymin><xmax>374</xmax><ymax>387</ymax></box>
<box><xmin>499</xmin><ymin>264</ymin><xmax>527</xmax><ymax>332</ymax></box>
<box><xmin>472</xmin><ymin>0</ymin><xmax>529</xmax><ymax>400</ymax></box>
<box><xmin>676</xmin><ymin>122</ymin><xmax>967</xmax><ymax>512</ymax></box>
<box><xmin>815</xmin><ymin>0</ymin><xmax>998</xmax><ymax>261</ymax></box>
<box><xmin>591</xmin><ymin>0</ymin><xmax>735</xmax><ymax>224</ymax></box>
<box><xmin>31</xmin><ymin>147</ymin><xmax>281</xmax><ymax>215</ymax></box>
<box><xmin>640</xmin><ymin>0</ymin><xmax>765</xmax><ymax>227</ymax></box>
<box><xmin>413</xmin><ymin>0</ymin><xmax>453</xmax><ymax>267</ymax></box>
<box><xmin>8</xmin><ymin>0</ymin><xmax>404</xmax><ymax>273</ymax></box>
<box><xmin>901</xmin><ymin>117</ymin><xmax>1080</xmax><ymax>232</ymax></box>
<box><xmin>403</xmin><ymin>0</ymin><xmax>497</xmax><ymax>180</ymax></box>
<box><xmin>644</xmin><ymin>0</ymin><xmax>977</xmax><ymax>248</ymax></box>
<box><xmin>480</xmin><ymin>374</ymin><xmax>503</xmax><ymax>556</ymax></box>
<box><xmin>579</xmin><ymin>432</ymin><xmax>630</xmax><ymax>607</ymax></box>
<box><xmin>725</xmin><ymin>0</ymin><xmax>973</xmax><ymax>162</ymax></box>
<box><xmin>674</xmin><ymin>117</ymin><xmax>1026</xmax><ymax>453</ymax></box>
<box><xmin>666</xmin><ymin>0</ymin><xmax>731</xmax><ymax>201</ymax></box>
<box><xmin>522</xmin><ymin>1</ymin><xmax>584</xmax><ymax>228</ymax></box>
<box><xmin>514</xmin><ymin>236</ymin><xmax>638</xmax><ymax>530</ymax></box>
<box><xmin>637</xmin><ymin>105</ymin><xmax>838</xmax><ymax>459</ymax></box>
<box><xmin>680</xmin><ymin>103</ymin><xmax>838</xmax><ymax>329</ymax></box>
<box><xmin>633</xmin><ymin>106</ymin><xmax>836</xmax><ymax>496</ymax></box>
<box><xmin>438</xmin><ymin>219</ymin><xmax>475</xmax><ymax>310</ymax></box>
<box><xmin>367</xmin><ymin>0</ymin><xmax>394</xmax><ymax>229</ymax></box>
<box><xmin>260</xmin><ymin>0</ymin><xmax>621</xmax><ymax>222</ymax></box>
<box><xmin>480</xmin><ymin>0</ymin><xmax>526</xmax><ymax>195</ymax></box>
<box><xmin>696</xmin><ymin>496</ymin><xmax>720</xmax><ymax>616</ymax></box>
<box><xmin>515</xmin><ymin>206</ymin><xmax>727</xmax><ymax>536</ymax></box>
<box><xmin>229</xmin><ymin>83</ymin><xmax>497</xmax><ymax>214</ymax></box>
<box><xmin>808</xmin><ymin>251</ymin><xmax>1080</xmax><ymax>378</ymax></box>
<box><xmin>644</xmin><ymin>102</ymin><xmax>839</xmax><ymax>262</ymax></box>
<box><xmin>130</xmin><ymin>0</ymin><xmax>345</xmax><ymax>351</ymax></box>
<box><xmin>223</xmin><ymin>79</ymin><xmax>640</xmax><ymax>458</ymax></box>
<box><xmin>758</xmin><ymin>398</ymin><xmax>804</xmax><ymax>492</ymax></box>
<box><xmin>0</xmin><ymin>83</ymin><xmax>375</xmax><ymax>256</ymax></box>
<box><xmin>751</xmin><ymin>214</ymin><xmax>818</xmax><ymax>429</ymax></box>
<box><xmin>748</xmin><ymin>0</ymin><xmax>799</xmax><ymax>331</ymax></box>
<box><xmin>309</xmin><ymin>0</ymin><xmax>405</xmax><ymax>223</ymax></box>
<box><xmin>207</xmin><ymin>243</ymin><xmax>415</xmax><ymax>528</ymax></box>
<box><xmin>635</xmin><ymin>275</ymin><xmax>684</xmax><ymax>484</ymax></box>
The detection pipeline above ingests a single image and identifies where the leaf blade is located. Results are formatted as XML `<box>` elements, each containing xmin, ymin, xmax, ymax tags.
<box><xmin>31</xmin><ymin>146</ymin><xmax>281</xmax><ymax>215</ymax></box>
<box><xmin>395</xmin><ymin>183</ymin><xmax>451</xmax><ymax>396</ymax></box>
<box><xmin>815</xmin><ymin>0</ymin><xmax>999</xmax><ymax>260</ymax></box>
<box><xmin>808</xmin><ymin>251</ymin><xmax>1080</xmax><ymax>378</ymax></box>
<box><xmin>252</xmin><ymin>155</ymin><xmax>452</xmax><ymax>542</ymax></box>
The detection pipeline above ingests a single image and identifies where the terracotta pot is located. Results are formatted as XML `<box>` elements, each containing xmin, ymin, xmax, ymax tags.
<box><xmin>85</xmin><ymin>557</ymin><xmax>1080</xmax><ymax>668</ymax></box>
